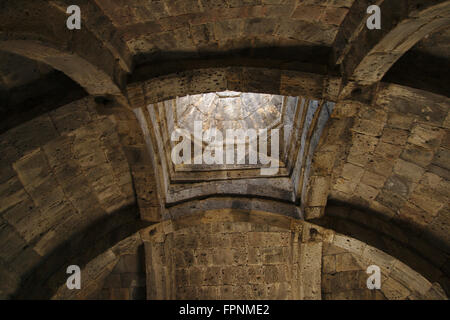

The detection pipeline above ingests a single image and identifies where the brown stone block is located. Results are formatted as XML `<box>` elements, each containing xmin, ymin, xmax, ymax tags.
<box><xmin>323</xmin><ymin>243</ymin><xmax>347</xmax><ymax>255</ymax></box>
<box><xmin>103</xmin><ymin>273</ymin><xmax>121</xmax><ymax>289</ymax></box>
<box><xmin>291</xmin><ymin>5</ymin><xmax>323</xmax><ymax>22</ymax></box>
<box><xmin>190</xmin><ymin>23</ymin><xmax>216</xmax><ymax>46</ymax></box>
<box><xmin>118</xmin><ymin>254</ymin><xmax>145</xmax><ymax>274</ymax></box>
<box><xmin>175</xmin><ymin>269</ymin><xmax>189</xmax><ymax>287</ymax></box>
<box><xmin>13</xmin><ymin>150</ymin><xmax>51</xmax><ymax>187</ymax></box>
<box><xmin>376</xmin><ymin>190</ymin><xmax>406</xmax><ymax>212</ymax></box>
<box><xmin>197</xmin><ymin>286</ymin><xmax>218</xmax><ymax>300</ymax></box>
<box><xmin>267</xmin><ymin>282</ymin><xmax>291</xmax><ymax>300</ymax></box>
<box><xmin>164</xmin><ymin>0</ymin><xmax>202</xmax><ymax>16</ymax></box>
<box><xmin>341</xmin><ymin>162</ymin><xmax>365</xmax><ymax>181</ymax></box>
<box><xmin>248</xmin><ymin>265</ymin><xmax>264</xmax><ymax>284</ymax></box>
<box><xmin>248</xmin><ymin>247</ymin><xmax>262</xmax><ymax>264</ymax></box>
<box><xmin>365</xmin><ymin>155</ymin><xmax>394</xmax><ymax>177</ymax></box>
<box><xmin>176</xmin><ymin>286</ymin><xmax>197</xmax><ymax>300</ymax></box>
<box><xmin>0</xmin><ymin>177</ymin><xmax>28</xmax><ymax>213</ymax></box>
<box><xmin>333</xmin><ymin>177</ymin><xmax>357</xmax><ymax>195</ymax></box>
<box><xmin>219</xmin><ymin>285</ymin><xmax>234</xmax><ymax>299</ymax></box>
<box><xmin>393</xmin><ymin>159</ymin><xmax>425</xmax><ymax>182</ymax></box>
<box><xmin>212</xmin><ymin>248</ymin><xmax>234</xmax><ymax>266</ymax></box>
<box><xmin>49</xmin><ymin>103</ymin><xmax>92</xmax><ymax>135</ymax></box>
<box><xmin>335</xmin><ymin>253</ymin><xmax>361</xmax><ymax>272</ymax></box>
<box><xmin>189</xmin><ymin>266</ymin><xmax>204</xmax><ymax>286</ymax></box>
<box><xmin>322</xmin><ymin>255</ymin><xmax>336</xmax><ymax>274</ymax></box>
<box><xmin>232</xmin><ymin>285</ymin><xmax>251</xmax><ymax>300</ymax></box>
<box><xmin>408</xmin><ymin>124</ymin><xmax>444</xmax><ymax>150</ymax></box>
<box><xmin>408</xmin><ymin>187</ymin><xmax>444</xmax><ymax>218</ymax></box>
<box><xmin>374</xmin><ymin>141</ymin><xmax>402</xmax><ymax>160</ymax></box>
<box><xmin>243</xmin><ymin>18</ymin><xmax>277</xmax><ymax>36</ymax></box>
<box><xmin>321</xmin><ymin>273</ymin><xmax>335</xmax><ymax>294</ymax></box>
<box><xmin>347</xmin><ymin>133</ymin><xmax>378</xmax><ymax>166</ymax></box>
<box><xmin>232</xmin><ymin>247</ymin><xmax>248</xmax><ymax>265</ymax></box>
<box><xmin>400</xmin><ymin>143</ymin><xmax>435</xmax><ymax>167</ymax></box>
<box><xmin>194</xmin><ymin>249</ymin><xmax>213</xmax><ymax>266</ymax></box>
<box><xmin>324</xmin><ymin>6</ymin><xmax>348</xmax><ymax>25</ymax></box>
<box><xmin>354</xmin><ymin>183</ymin><xmax>379</xmax><ymax>201</ymax></box>
<box><xmin>262</xmin><ymin>246</ymin><xmax>286</xmax><ymax>264</ymax></box>
<box><xmin>249</xmin><ymin>283</ymin><xmax>266</xmax><ymax>299</ymax></box>
<box><xmin>9</xmin><ymin>115</ymin><xmax>58</xmax><ymax>156</ymax></box>
<box><xmin>230</xmin><ymin>233</ymin><xmax>247</xmax><ymax>248</ymax></box>
<box><xmin>385</xmin><ymin>175</ymin><xmax>412</xmax><ymax>198</ymax></box>
<box><xmin>263</xmin><ymin>265</ymin><xmax>279</xmax><ymax>283</ymax></box>
<box><xmin>202</xmin><ymin>266</ymin><xmax>222</xmax><ymax>286</ymax></box>
<box><xmin>221</xmin><ymin>266</ymin><xmax>235</xmax><ymax>285</ymax></box>
<box><xmin>280</xmin><ymin>70</ymin><xmax>323</xmax><ymax>99</ymax></box>
<box><xmin>110</xmin><ymin>288</ymin><xmax>130</xmax><ymax>300</ymax></box>
<box><xmin>352</xmin><ymin>119</ymin><xmax>384</xmax><ymax>137</ymax></box>
<box><xmin>331</xmin><ymin>101</ymin><xmax>359</xmax><ymax>118</ymax></box>
<box><xmin>360</xmin><ymin>170</ymin><xmax>386</xmax><ymax>189</ymax></box>
<box><xmin>140</xmin><ymin>207</ymin><xmax>160</xmax><ymax>222</ymax></box>
<box><xmin>214</xmin><ymin>19</ymin><xmax>243</xmax><ymax>40</ymax></box>
<box><xmin>386</xmin><ymin>112</ymin><xmax>415</xmax><ymax>130</ymax></box>
<box><xmin>173</xmin><ymin>233</ymin><xmax>198</xmax><ymax>249</ymax></box>
<box><xmin>381</xmin><ymin>128</ymin><xmax>409</xmax><ymax>146</ymax></box>
<box><xmin>0</xmin><ymin>221</ymin><xmax>27</xmax><ymax>263</ymax></box>
<box><xmin>432</xmin><ymin>148</ymin><xmax>450</xmax><ymax>171</ymax></box>
<box><xmin>308</xmin><ymin>176</ymin><xmax>330</xmax><ymax>206</ymax></box>
<box><xmin>243</xmin><ymin>68</ymin><xmax>281</xmax><ymax>94</ymax></box>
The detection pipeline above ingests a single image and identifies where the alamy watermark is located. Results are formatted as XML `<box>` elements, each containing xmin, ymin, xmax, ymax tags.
<box><xmin>366</xmin><ymin>265</ymin><xmax>381</xmax><ymax>290</ymax></box>
<box><xmin>66</xmin><ymin>5</ymin><xmax>81</xmax><ymax>30</ymax></box>
<box><xmin>66</xmin><ymin>265</ymin><xmax>81</xmax><ymax>290</ymax></box>
<box><xmin>65</xmin><ymin>4</ymin><xmax>381</xmax><ymax>31</ymax></box>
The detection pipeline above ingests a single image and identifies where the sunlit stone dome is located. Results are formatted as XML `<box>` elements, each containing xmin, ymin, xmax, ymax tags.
<box><xmin>176</xmin><ymin>91</ymin><xmax>283</xmax><ymax>135</ymax></box>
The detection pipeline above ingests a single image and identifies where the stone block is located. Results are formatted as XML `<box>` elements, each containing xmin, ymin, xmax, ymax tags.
<box><xmin>335</xmin><ymin>253</ymin><xmax>361</xmax><ymax>272</ymax></box>
<box><xmin>332</xmin><ymin>234</ymin><xmax>365</xmax><ymax>256</ymax></box>
<box><xmin>194</xmin><ymin>249</ymin><xmax>212</xmax><ymax>266</ymax></box>
<box><xmin>333</xmin><ymin>177</ymin><xmax>357</xmax><ymax>194</ymax></box>
<box><xmin>400</xmin><ymin>143</ymin><xmax>434</xmax><ymax>167</ymax></box>
<box><xmin>202</xmin><ymin>266</ymin><xmax>222</xmax><ymax>286</ymax></box>
<box><xmin>212</xmin><ymin>248</ymin><xmax>234</xmax><ymax>266</ymax></box>
<box><xmin>352</xmin><ymin>118</ymin><xmax>385</xmax><ymax>137</ymax></box>
<box><xmin>365</xmin><ymin>154</ymin><xmax>394</xmax><ymax>177</ymax></box>
<box><xmin>380</xmin><ymin>127</ymin><xmax>409</xmax><ymax>146</ymax></box>
<box><xmin>347</xmin><ymin>133</ymin><xmax>378</xmax><ymax>166</ymax></box>
<box><xmin>360</xmin><ymin>170</ymin><xmax>387</xmax><ymax>189</ymax></box>
<box><xmin>393</xmin><ymin>159</ymin><xmax>425</xmax><ymax>182</ymax></box>
<box><xmin>0</xmin><ymin>177</ymin><xmax>28</xmax><ymax>213</ymax></box>
<box><xmin>390</xmin><ymin>261</ymin><xmax>432</xmax><ymax>296</ymax></box>
<box><xmin>374</xmin><ymin>141</ymin><xmax>402</xmax><ymax>160</ymax></box>
<box><xmin>291</xmin><ymin>5</ymin><xmax>322</xmax><ymax>22</ymax></box>
<box><xmin>308</xmin><ymin>175</ymin><xmax>330</xmax><ymax>206</ymax></box>
<box><xmin>341</xmin><ymin>162</ymin><xmax>365</xmax><ymax>181</ymax></box>
<box><xmin>248</xmin><ymin>247</ymin><xmax>262</xmax><ymax>265</ymax></box>
<box><xmin>322</xmin><ymin>255</ymin><xmax>336</xmax><ymax>274</ymax></box>
<box><xmin>376</xmin><ymin>190</ymin><xmax>406</xmax><ymax>211</ymax></box>
<box><xmin>408</xmin><ymin>124</ymin><xmax>444</xmax><ymax>150</ymax></box>
<box><xmin>354</xmin><ymin>183</ymin><xmax>379</xmax><ymax>201</ymax></box>
<box><xmin>262</xmin><ymin>247</ymin><xmax>286</xmax><ymax>264</ymax></box>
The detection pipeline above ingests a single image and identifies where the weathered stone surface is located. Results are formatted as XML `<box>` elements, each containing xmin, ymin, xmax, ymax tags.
<box><xmin>1</xmin><ymin>0</ymin><xmax>449</xmax><ymax>301</ymax></box>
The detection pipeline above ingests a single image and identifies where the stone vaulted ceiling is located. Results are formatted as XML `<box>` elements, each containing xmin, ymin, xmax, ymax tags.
<box><xmin>0</xmin><ymin>0</ymin><xmax>449</xmax><ymax>300</ymax></box>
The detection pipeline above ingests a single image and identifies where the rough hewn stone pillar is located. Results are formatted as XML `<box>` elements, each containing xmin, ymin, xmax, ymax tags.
<box><xmin>297</xmin><ymin>225</ymin><xmax>322</xmax><ymax>300</ymax></box>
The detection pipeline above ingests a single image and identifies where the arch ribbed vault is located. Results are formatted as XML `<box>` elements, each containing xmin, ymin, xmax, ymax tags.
<box><xmin>0</xmin><ymin>0</ymin><xmax>449</xmax><ymax>300</ymax></box>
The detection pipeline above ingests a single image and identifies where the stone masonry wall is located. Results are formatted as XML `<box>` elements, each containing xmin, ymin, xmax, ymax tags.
<box><xmin>145</xmin><ymin>221</ymin><xmax>301</xmax><ymax>300</ymax></box>
<box><xmin>326</xmin><ymin>84</ymin><xmax>450</xmax><ymax>247</ymax></box>
<box><xmin>0</xmin><ymin>96</ymin><xmax>135</xmax><ymax>298</ymax></box>
<box><xmin>322</xmin><ymin>242</ymin><xmax>386</xmax><ymax>300</ymax></box>
<box><xmin>88</xmin><ymin>244</ymin><xmax>146</xmax><ymax>300</ymax></box>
